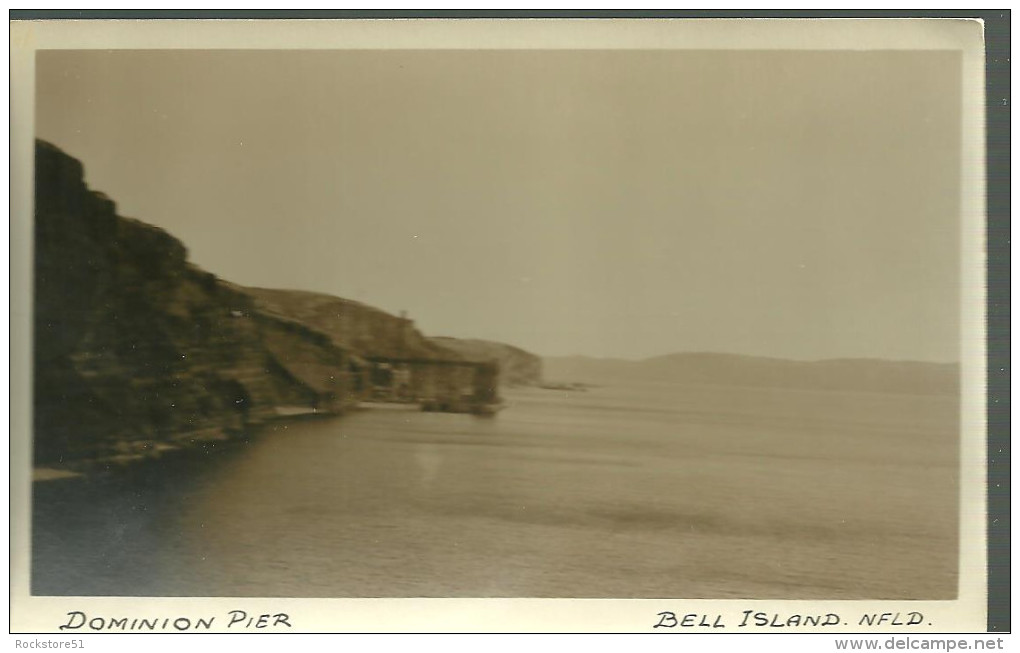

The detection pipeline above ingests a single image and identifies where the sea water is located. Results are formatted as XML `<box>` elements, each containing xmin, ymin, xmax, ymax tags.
<box><xmin>32</xmin><ymin>380</ymin><xmax>958</xmax><ymax>598</ymax></box>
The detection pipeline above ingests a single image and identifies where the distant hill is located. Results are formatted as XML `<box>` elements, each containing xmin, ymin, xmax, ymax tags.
<box><xmin>429</xmin><ymin>337</ymin><xmax>542</xmax><ymax>386</ymax></box>
<box><xmin>543</xmin><ymin>352</ymin><xmax>959</xmax><ymax>396</ymax></box>
<box><xmin>242</xmin><ymin>286</ymin><xmax>456</xmax><ymax>361</ymax></box>
<box><xmin>242</xmin><ymin>290</ymin><xmax>545</xmax><ymax>388</ymax></box>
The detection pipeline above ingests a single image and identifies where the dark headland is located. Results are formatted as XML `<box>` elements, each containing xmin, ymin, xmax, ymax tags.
<box><xmin>32</xmin><ymin>139</ymin><xmax>542</xmax><ymax>472</ymax></box>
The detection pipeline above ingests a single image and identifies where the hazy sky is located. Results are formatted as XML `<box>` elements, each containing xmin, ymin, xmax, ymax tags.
<box><xmin>35</xmin><ymin>49</ymin><xmax>962</xmax><ymax>362</ymax></box>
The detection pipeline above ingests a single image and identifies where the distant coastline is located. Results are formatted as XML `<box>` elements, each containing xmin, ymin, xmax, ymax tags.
<box><xmin>543</xmin><ymin>352</ymin><xmax>959</xmax><ymax>396</ymax></box>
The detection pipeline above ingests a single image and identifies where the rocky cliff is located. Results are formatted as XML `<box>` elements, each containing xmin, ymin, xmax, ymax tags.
<box><xmin>429</xmin><ymin>337</ymin><xmax>543</xmax><ymax>386</ymax></box>
<box><xmin>33</xmin><ymin>140</ymin><xmax>357</xmax><ymax>466</ymax></box>
<box><xmin>33</xmin><ymin>140</ymin><xmax>547</xmax><ymax>466</ymax></box>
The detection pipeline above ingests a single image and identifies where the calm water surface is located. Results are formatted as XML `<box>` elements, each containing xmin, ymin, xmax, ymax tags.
<box><xmin>33</xmin><ymin>381</ymin><xmax>958</xmax><ymax>598</ymax></box>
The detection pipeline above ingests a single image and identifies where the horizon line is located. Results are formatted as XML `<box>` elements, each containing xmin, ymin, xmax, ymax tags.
<box><xmin>535</xmin><ymin>351</ymin><xmax>963</xmax><ymax>366</ymax></box>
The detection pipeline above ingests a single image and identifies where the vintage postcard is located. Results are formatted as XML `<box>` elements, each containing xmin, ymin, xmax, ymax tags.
<box><xmin>10</xmin><ymin>16</ymin><xmax>990</xmax><ymax>634</ymax></box>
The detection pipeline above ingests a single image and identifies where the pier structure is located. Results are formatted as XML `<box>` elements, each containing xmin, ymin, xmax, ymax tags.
<box><xmin>362</xmin><ymin>355</ymin><xmax>500</xmax><ymax>414</ymax></box>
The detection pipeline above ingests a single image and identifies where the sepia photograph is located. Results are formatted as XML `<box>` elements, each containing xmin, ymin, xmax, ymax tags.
<box><xmin>10</xmin><ymin>16</ymin><xmax>991</xmax><ymax>634</ymax></box>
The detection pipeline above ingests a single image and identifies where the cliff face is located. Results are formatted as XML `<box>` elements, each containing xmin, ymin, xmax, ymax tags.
<box><xmin>429</xmin><ymin>337</ymin><xmax>543</xmax><ymax>386</ymax></box>
<box><xmin>33</xmin><ymin>140</ymin><xmax>355</xmax><ymax>465</ymax></box>
<box><xmin>32</xmin><ymin>139</ymin><xmax>544</xmax><ymax>465</ymax></box>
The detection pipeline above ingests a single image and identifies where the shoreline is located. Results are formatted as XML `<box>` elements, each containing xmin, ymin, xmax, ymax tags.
<box><xmin>31</xmin><ymin>395</ymin><xmax>510</xmax><ymax>483</ymax></box>
<box><xmin>31</xmin><ymin>408</ymin><xmax>343</xmax><ymax>483</ymax></box>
